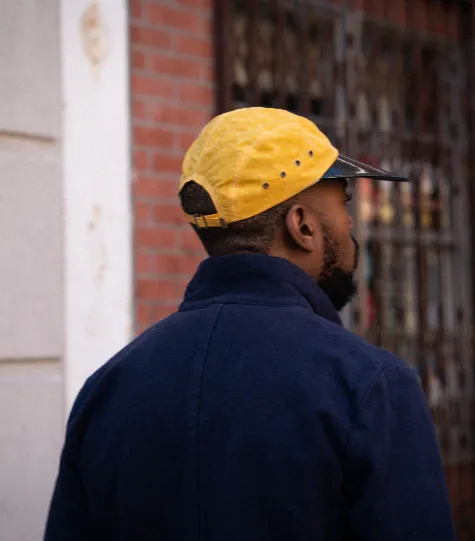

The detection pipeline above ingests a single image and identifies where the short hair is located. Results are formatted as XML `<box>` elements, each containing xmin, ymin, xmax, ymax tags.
<box><xmin>179</xmin><ymin>182</ymin><xmax>294</xmax><ymax>256</ymax></box>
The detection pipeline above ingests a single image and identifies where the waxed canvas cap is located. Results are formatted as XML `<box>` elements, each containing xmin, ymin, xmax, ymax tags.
<box><xmin>179</xmin><ymin>107</ymin><xmax>408</xmax><ymax>228</ymax></box>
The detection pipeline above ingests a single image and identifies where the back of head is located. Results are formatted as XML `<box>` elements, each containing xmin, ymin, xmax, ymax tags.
<box><xmin>179</xmin><ymin>181</ymin><xmax>293</xmax><ymax>256</ymax></box>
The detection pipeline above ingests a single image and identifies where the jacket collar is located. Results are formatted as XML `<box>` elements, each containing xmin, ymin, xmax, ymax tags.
<box><xmin>179</xmin><ymin>254</ymin><xmax>342</xmax><ymax>327</ymax></box>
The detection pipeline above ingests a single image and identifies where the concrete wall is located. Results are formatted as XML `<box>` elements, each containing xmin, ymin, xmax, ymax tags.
<box><xmin>0</xmin><ymin>0</ymin><xmax>133</xmax><ymax>538</ymax></box>
<box><xmin>0</xmin><ymin>1</ymin><xmax>64</xmax><ymax>540</ymax></box>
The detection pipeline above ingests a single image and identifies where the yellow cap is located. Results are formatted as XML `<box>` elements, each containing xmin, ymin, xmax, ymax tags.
<box><xmin>179</xmin><ymin>107</ymin><xmax>406</xmax><ymax>228</ymax></box>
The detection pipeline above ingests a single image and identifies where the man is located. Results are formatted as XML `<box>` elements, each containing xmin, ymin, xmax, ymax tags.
<box><xmin>45</xmin><ymin>108</ymin><xmax>455</xmax><ymax>540</ymax></box>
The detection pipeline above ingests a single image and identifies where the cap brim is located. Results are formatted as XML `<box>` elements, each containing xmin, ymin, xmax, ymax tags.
<box><xmin>322</xmin><ymin>154</ymin><xmax>409</xmax><ymax>182</ymax></box>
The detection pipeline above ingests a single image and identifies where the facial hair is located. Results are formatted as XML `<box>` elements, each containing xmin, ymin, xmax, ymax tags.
<box><xmin>317</xmin><ymin>234</ymin><xmax>359</xmax><ymax>312</ymax></box>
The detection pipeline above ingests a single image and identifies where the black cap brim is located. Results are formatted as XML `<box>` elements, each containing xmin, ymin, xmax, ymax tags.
<box><xmin>322</xmin><ymin>154</ymin><xmax>409</xmax><ymax>182</ymax></box>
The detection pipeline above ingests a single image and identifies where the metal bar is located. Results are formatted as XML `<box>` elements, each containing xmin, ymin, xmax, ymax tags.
<box><xmin>298</xmin><ymin>0</ymin><xmax>311</xmax><ymax>116</ymax></box>
<box><xmin>463</xmin><ymin>2</ymin><xmax>475</xmax><ymax>536</ymax></box>
<box><xmin>446</xmin><ymin>11</ymin><xmax>467</xmax><ymax>534</ymax></box>
<box><xmin>430</xmin><ymin>31</ymin><xmax>453</xmax><ymax>496</ymax></box>
<box><xmin>390</xmin><ymin>32</ymin><xmax>407</xmax><ymax>355</ymax></box>
<box><xmin>344</xmin><ymin>10</ymin><xmax>366</xmax><ymax>335</ymax></box>
<box><xmin>431</xmin><ymin>35</ymin><xmax>448</xmax><ymax>386</ymax></box>
<box><xmin>214</xmin><ymin>0</ymin><xmax>233</xmax><ymax>113</ymax></box>
<box><xmin>469</xmin><ymin>0</ymin><xmax>475</xmax><ymax>381</ymax></box>
<box><xmin>409</xmin><ymin>40</ymin><xmax>430</xmax><ymax>394</ymax></box>
<box><xmin>376</xmin><ymin>27</ymin><xmax>396</xmax><ymax>351</ymax></box>
<box><xmin>247</xmin><ymin>0</ymin><xmax>260</xmax><ymax>106</ymax></box>
<box><xmin>274</xmin><ymin>0</ymin><xmax>286</xmax><ymax>109</ymax></box>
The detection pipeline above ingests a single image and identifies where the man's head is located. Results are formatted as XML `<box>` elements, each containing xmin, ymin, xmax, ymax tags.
<box><xmin>180</xmin><ymin>178</ymin><xmax>358</xmax><ymax>310</ymax></box>
<box><xmin>179</xmin><ymin>108</ymin><xmax>406</xmax><ymax>311</ymax></box>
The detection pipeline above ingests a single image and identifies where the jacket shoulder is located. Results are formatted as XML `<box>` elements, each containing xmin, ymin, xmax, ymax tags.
<box><xmin>297</xmin><ymin>311</ymin><xmax>414</xmax><ymax>398</ymax></box>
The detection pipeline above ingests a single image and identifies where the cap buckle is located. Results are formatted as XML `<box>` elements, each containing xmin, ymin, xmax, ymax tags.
<box><xmin>193</xmin><ymin>214</ymin><xmax>208</xmax><ymax>229</ymax></box>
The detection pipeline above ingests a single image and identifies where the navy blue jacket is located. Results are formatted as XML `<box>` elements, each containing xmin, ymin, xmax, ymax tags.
<box><xmin>45</xmin><ymin>254</ymin><xmax>455</xmax><ymax>541</ymax></box>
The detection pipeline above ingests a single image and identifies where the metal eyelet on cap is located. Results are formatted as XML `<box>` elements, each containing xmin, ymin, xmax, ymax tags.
<box><xmin>308</xmin><ymin>150</ymin><xmax>314</xmax><ymax>157</ymax></box>
<box><xmin>295</xmin><ymin>160</ymin><xmax>301</xmax><ymax>166</ymax></box>
<box><xmin>280</xmin><ymin>172</ymin><xmax>286</xmax><ymax>178</ymax></box>
<box><xmin>263</xmin><ymin>182</ymin><xmax>270</xmax><ymax>190</ymax></box>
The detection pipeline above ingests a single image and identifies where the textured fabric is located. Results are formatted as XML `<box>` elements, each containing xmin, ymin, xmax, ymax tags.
<box><xmin>45</xmin><ymin>254</ymin><xmax>455</xmax><ymax>541</ymax></box>
<box><xmin>179</xmin><ymin>108</ymin><xmax>406</xmax><ymax>228</ymax></box>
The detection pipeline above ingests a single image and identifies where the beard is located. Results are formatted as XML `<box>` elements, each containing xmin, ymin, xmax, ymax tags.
<box><xmin>317</xmin><ymin>234</ymin><xmax>359</xmax><ymax>312</ymax></box>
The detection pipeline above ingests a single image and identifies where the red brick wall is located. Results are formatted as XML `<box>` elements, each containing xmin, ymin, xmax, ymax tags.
<box><xmin>130</xmin><ymin>0</ymin><xmax>214</xmax><ymax>333</ymax></box>
<box><xmin>129</xmin><ymin>0</ymin><xmax>461</xmax><ymax>335</ymax></box>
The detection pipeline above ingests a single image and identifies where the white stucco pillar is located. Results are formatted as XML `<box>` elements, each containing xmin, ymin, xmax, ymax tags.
<box><xmin>60</xmin><ymin>0</ymin><xmax>133</xmax><ymax>411</ymax></box>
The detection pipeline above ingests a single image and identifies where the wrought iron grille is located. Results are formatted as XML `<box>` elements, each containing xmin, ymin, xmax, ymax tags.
<box><xmin>215</xmin><ymin>0</ymin><xmax>475</xmax><ymax>537</ymax></box>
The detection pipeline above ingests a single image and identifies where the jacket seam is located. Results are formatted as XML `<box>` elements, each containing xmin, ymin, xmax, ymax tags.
<box><xmin>359</xmin><ymin>364</ymin><xmax>415</xmax><ymax>405</ymax></box>
<box><xmin>195</xmin><ymin>303</ymin><xmax>224</xmax><ymax>541</ymax></box>
<box><xmin>342</xmin><ymin>364</ymin><xmax>415</xmax><ymax>452</ymax></box>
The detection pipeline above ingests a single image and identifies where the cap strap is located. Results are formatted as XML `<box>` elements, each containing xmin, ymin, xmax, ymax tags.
<box><xmin>183</xmin><ymin>212</ymin><xmax>226</xmax><ymax>229</ymax></box>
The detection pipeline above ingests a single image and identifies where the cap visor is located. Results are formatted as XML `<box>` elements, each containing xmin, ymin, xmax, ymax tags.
<box><xmin>322</xmin><ymin>154</ymin><xmax>409</xmax><ymax>182</ymax></box>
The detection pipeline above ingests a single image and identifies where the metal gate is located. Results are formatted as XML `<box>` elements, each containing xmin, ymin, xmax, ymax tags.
<box><xmin>214</xmin><ymin>0</ymin><xmax>475</xmax><ymax>537</ymax></box>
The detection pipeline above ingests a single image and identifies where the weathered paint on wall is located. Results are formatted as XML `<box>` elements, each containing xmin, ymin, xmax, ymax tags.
<box><xmin>61</xmin><ymin>0</ymin><xmax>134</xmax><ymax>409</ymax></box>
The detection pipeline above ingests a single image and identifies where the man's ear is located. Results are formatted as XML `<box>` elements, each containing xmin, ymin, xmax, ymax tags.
<box><xmin>285</xmin><ymin>204</ymin><xmax>322</xmax><ymax>253</ymax></box>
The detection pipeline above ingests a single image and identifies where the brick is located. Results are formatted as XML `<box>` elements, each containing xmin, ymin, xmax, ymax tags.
<box><xmin>179</xmin><ymin>227</ymin><xmax>203</xmax><ymax>252</ymax></box>
<box><xmin>131</xmin><ymin>50</ymin><xmax>146</xmax><ymax>70</ymax></box>
<box><xmin>130</xmin><ymin>0</ymin><xmax>146</xmax><ymax>20</ymax></box>
<box><xmin>200</xmin><ymin>15</ymin><xmax>213</xmax><ymax>38</ymax></box>
<box><xmin>177</xmin><ymin>83</ymin><xmax>213</xmax><ymax>107</ymax></box>
<box><xmin>136</xmin><ymin>302</ymin><xmax>153</xmax><ymax>326</ymax></box>
<box><xmin>149</xmin><ymin>4</ymin><xmax>206</xmax><ymax>33</ymax></box>
<box><xmin>133</xmin><ymin>150</ymin><xmax>148</xmax><ymax>171</ymax></box>
<box><xmin>151</xmin><ymin>152</ymin><xmax>183</xmax><ymax>174</ymax></box>
<box><xmin>154</xmin><ymin>253</ymin><xmax>178</xmax><ymax>275</ymax></box>
<box><xmin>135</xmin><ymin>175</ymin><xmax>178</xmax><ymax>199</ymax></box>
<box><xmin>135</xmin><ymin>250</ymin><xmax>151</xmax><ymax>275</ymax></box>
<box><xmin>132</xmin><ymin>98</ymin><xmax>147</xmax><ymax>120</ymax></box>
<box><xmin>136</xmin><ymin>324</ymin><xmax>149</xmax><ymax>336</ymax></box>
<box><xmin>135</xmin><ymin>200</ymin><xmax>151</xmax><ymax>224</ymax></box>
<box><xmin>202</xmin><ymin>62</ymin><xmax>215</xmax><ymax>84</ymax></box>
<box><xmin>132</xmin><ymin>75</ymin><xmax>175</xmax><ymax>98</ymax></box>
<box><xmin>154</xmin><ymin>253</ymin><xmax>182</xmax><ymax>275</ymax></box>
<box><xmin>177</xmin><ymin>254</ymin><xmax>204</xmax><ymax>275</ymax></box>
<box><xmin>135</xmin><ymin>226</ymin><xmax>176</xmax><ymax>248</ymax></box>
<box><xmin>152</xmin><ymin>203</ymin><xmax>184</xmax><ymax>225</ymax></box>
<box><xmin>130</xmin><ymin>26</ymin><xmax>172</xmax><ymax>49</ymax></box>
<box><xmin>154</xmin><ymin>105</ymin><xmax>209</xmax><ymax>128</ymax></box>
<box><xmin>137</xmin><ymin>279</ymin><xmax>178</xmax><ymax>301</ymax></box>
<box><xmin>152</xmin><ymin>53</ymin><xmax>203</xmax><ymax>79</ymax></box>
<box><xmin>177</xmin><ymin>278</ymin><xmax>191</xmax><ymax>298</ymax></box>
<box><xmin>134</xmin><ymin>126</ymin><xmax>174</xmax><ymax>148</ymax></box>
<box><xmin>129</xmin><ymin>0</ymin><xmax>145</xmax><ymax>20</ymax></box>
<box><xmin>153</xmin><ymin>305</ymin><xmax>176</xmax><ymax>322</ymax></box>
<box><xmin>175</xmin><ymin>35</ymin><xmax>212</xmax><ymax>59</ymax></box>
<box><xmin>175</xmin><ymin>0</ymin><xmax>212</xmax><ymax>10</ymax></box>
<box><xmin>175</xmin><ymin>131</ymin><xmax>198</xmax><ymax>151</ymax></box>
